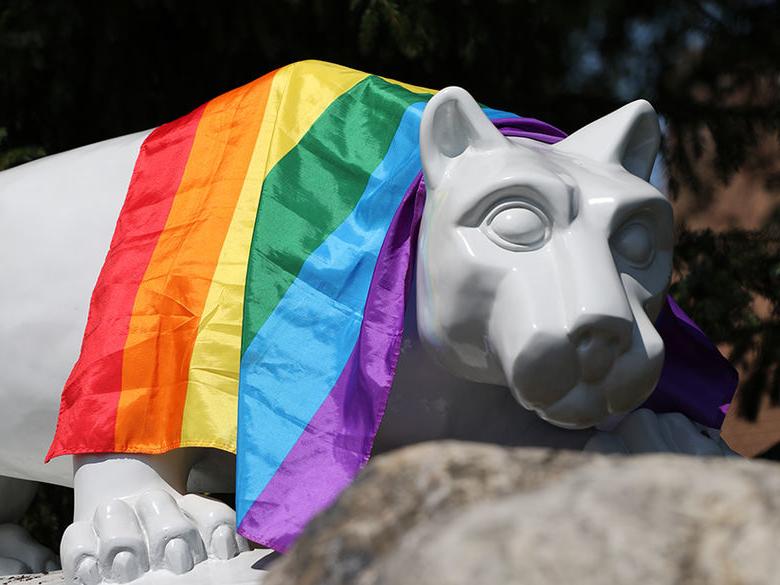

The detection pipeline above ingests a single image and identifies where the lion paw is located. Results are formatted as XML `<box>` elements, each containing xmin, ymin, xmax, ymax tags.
<box><xmin>0</xmin><ymin>523</ymin><xmax>60</xmax><ymax>575</ymax></box>
<box><xmin>585</xmin><ymin>408</ymin><xmax>737</xmax><ymax>456</ymax></box>
<box><xmin>61</xmin><ymin>491</ymin><xmax>248</xmax><ymax>584</ymax></box>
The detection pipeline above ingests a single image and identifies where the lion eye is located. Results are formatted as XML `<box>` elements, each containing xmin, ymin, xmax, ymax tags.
<box><xmin>612</xmin><ymin>221</ymin><xmax>654</xmax><ymax>266</ymax></box>
<box><xmin>483</xmin><ymin>204</ymin><xmax>549</xmax><ymax>250</ymax></box>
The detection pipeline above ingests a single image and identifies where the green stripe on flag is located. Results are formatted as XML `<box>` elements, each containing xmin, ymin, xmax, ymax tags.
<box><xmin>242</xmin><ymin>75</ymin><xmax>429</xmax><ymax>353</ymax></box>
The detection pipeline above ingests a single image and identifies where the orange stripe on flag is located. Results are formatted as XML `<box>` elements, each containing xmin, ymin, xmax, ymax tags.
<box><xmin>115</xmin><ymin>71</ymin><xmax>276</xmax><ymax>452</ymax></box>
<box><xmin>45</xmin><ymin>106</ymin><xmax>205</xmax><ymax>461</ymax></box>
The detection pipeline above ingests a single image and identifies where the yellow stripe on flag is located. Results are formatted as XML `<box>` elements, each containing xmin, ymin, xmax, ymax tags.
<box><xmin>266</xmin><ymin>61</ymin><xmax>369</xmax><ymax>171</ymax></box>
<box><xmin>180</xmin><ymin>61</ymin><xmax>368</xmax><ymax>450</ymax></box>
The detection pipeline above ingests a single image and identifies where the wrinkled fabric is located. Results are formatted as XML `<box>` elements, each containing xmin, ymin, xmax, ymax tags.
<box><xmin>642</xmin><ymin>295</ymin><xmax>738</xmax><ymax>428</ymax></box>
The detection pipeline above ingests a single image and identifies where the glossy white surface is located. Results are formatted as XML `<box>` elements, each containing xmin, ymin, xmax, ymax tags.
<box><xmin>416</xmin><ymin>88</ymin><xmax>672</xmax><ymax>429</ymax></box>
<box><xmin>63</xmin><ymin>452</ymin><xmax>248</xmax><ymax>584</ymax></box>
<box><xmin>584</xmin><ymin>408</ymin><xmax>736</xmax><ymax>456</ymax></box>
<box><xmin>0</xmin><ymin>130</ymin><xmax>151</xmax><ymax>486</ymax></box>
<box><xmin>0</xmin><ymin>88</ymin><xmax>732</xmax><ymax>583</ymax></box>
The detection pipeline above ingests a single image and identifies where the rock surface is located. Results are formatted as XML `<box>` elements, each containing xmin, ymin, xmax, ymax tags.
<box><xmin>267</xmin><ymin>441</ymin><xmax>780</xmax><ymax>585</ymax></box>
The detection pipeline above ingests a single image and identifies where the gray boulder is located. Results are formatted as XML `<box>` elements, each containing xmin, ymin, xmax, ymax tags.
<box><xmin>267</xmin><ymin>441</ymin><xmax>780</xmax><ymax>585</ymax></box>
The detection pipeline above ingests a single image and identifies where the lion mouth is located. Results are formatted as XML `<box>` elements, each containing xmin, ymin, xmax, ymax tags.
<box><xmin>576</xmin><ymin>334</ymin><xmax>623</xmax><ymax>384</ymax></box>
<box><xmin>504</xmin><ymin>295</ymin><xmax>665</xmax><ymax>429</ymax></box>
<box><xmin>509</xmin><ymin>343</ymin><xmax>664</xmax><ymax>429</ymax></box>
<box><xmin>530</xmin><ymin>382</ymin><xmax>611</xmax><ymax>429</ymax></box>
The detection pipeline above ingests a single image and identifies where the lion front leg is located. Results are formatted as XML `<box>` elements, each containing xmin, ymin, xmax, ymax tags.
<box><xmin>62</xmin><ymin>449</ymin><xmax>248</xmax><ymax>585</ymax></box>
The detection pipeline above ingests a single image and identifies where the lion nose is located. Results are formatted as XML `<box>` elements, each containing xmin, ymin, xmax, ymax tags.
<box><xmin>570</xmin><ymin>316</ymin><xmax>633</xmax><ymax>383</ymax></box>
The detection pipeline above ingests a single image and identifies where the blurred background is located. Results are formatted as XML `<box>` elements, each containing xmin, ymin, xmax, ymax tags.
<box><xmin>1</xmin><ymin>0</ymin><xmax>778</xmax><ymax>549</ymax></box>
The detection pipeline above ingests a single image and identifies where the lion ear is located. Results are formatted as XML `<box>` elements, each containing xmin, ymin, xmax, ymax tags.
<box><xmin>420</xmin><ymin>86</ymin><xmax>507</xmax><ymax>190</ymax></box>
<box><xmin>553</xmin><ymin>100</ymin><xmax>660</xmax><ymax>181</ymax></box>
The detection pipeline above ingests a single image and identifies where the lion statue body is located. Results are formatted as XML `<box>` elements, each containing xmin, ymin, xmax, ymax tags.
<box><xmin>0</xmin><ymin>78</ymin><xmax>733</xmax><ymax>582</ymax></box>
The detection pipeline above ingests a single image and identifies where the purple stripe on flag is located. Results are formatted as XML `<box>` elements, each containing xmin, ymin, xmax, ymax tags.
<box><xmin>641</xmin><ymin>295</ymin><xmax>738</xmax><ymax>429</ymax></box>
<box><xmin>491</xmin><ymin>116</ymin><xmax>567</xmax><ymax>143</ymax></box>
<box><xmin>237</xmin><ymin>175</ymin><xmax>427</xmax><ymax>551</ymax></box>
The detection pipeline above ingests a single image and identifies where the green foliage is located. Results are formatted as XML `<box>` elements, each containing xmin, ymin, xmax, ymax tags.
<box><xmin>0</xmin><ymin>127</ymin><xmax>44</xmax><ymax>170</ymax></box>
<box><xmin>0</xmin><ymin>0</ymin><xmax>777</xmax><ymax>418</ymax></box>
<box><xmin>673</xmin><ymin>223</ymin><xmax>780</xmax><ymax>419</ymax></box>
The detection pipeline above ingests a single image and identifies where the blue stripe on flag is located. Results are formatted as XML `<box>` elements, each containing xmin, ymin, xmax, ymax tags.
<box><xmin>236</xmin><ymin>102</ymin><xmax>428</xmax><ymax>523</ymax></box>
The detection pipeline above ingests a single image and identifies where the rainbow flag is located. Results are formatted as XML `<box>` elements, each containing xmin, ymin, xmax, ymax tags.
<box><xmin>47</xmin><ymin>60</ymin><xmax>736</xmax><ymax>551</ymax></box>
<box><xmin>46</xmin><ymin>61</ymin><xmax>438</xmax><ymax>457</ymax></box>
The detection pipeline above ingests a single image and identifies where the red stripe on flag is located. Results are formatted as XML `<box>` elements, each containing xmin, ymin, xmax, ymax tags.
<box><xmin>46</xmin><ymin>106</ymin><xmax>205</xmax><ymax>460</ymax></box>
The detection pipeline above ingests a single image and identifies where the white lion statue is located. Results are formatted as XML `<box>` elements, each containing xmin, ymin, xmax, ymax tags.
<box><xmin>0</xmin><ymin>61</ymin><xmax>735</xmax><ymax>583</ymax></box>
